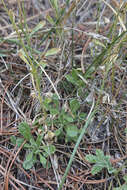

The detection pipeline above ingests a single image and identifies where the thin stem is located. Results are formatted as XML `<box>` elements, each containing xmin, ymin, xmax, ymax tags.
<box><xmin>58</xmin><ymin>99</ymin><xmax>96</xmax><ymax>190</ymax></box>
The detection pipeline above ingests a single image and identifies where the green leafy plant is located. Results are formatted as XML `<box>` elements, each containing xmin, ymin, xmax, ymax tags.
<box><xmin>85</xmin><ymin>149</ymin><xmax>116</xmax><ymax>175</ymax></box>
<box><xmin>11</xmin><ymin>93</ymin><xmax>85</xmax><ymax>170</ymax></box>
<box><xmin>65</xmin><ymin>68</ymin><xmax>85</xmax><ymax>88</ymax></box>
<box><xmin>2</xmin><ymin>0</ymin><xmax>61</xmax><ymax>117</ymax></box>
<box><xmin>11</xmin><ymin>122</ymin><xmax>56</xmax><ymax>170</ymax></box>
<box><xmin>43</xmin><ymin>94</ymin><xmax>86</xmax><ymax>143</ymax></box>
<box><xmin>46</xmin><ymin>0</ymin><xmax>77</xmax><ymax>41</ymax></box>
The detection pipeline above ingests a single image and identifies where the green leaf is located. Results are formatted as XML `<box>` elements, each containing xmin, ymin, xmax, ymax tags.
<box><xmin>29</xmin><ymin>21</ymin><xmax>46</xmax><ymax>38</ymax></box>
<box><xmin>39</xmin><ymin>154</ymin><xmax>47</xmax><ymax>168</ymax></box>
<box><xmin>52</xmin><ymin>94</ymin><xmax>59</xmax><ymax>105</ymax></box>
<box><xmin>50</xmin><ymin>108</ymin><xmax>59</xmax><ymax>115</ymax></box>
<box><xmin>123</xmin><ymin>175</ymin><xmax>127</xmax><ymax>183</ymax></box>
<box><xmin>45</xmin><ymin>48</ymin><xmax>61</xmax><ymax>57</ymax></box>
<box><xmin>35</xmin><ymin>149</ymin><xmax>41</xmax><ymax>154</ymax></box>
<box><xmin>10</xmin><ymin>136</ymin><xmax>16</xmax><ymax>145</ymax></box>
<box><xmin>46</xmin><ymin>14</ymin><xmax>55</xmax><ymax>25</ymax></box>
<box><xmin>91</xmin><ymin>165</ymin><xmax>103</xmax><ymax>175</ymax></box>
<box><xmin>18</xmin><ymin>122</ymin><xmax>32</xmax><ymax>141</ymax></box>
<box><xmin>24</xmin><ymin>143</ymin><xmax>31</xmax><ymax>149</ymax></box>
<box><xmin>53</xmin><ymin>0</ymin><xmax>59</xmax><ymax>13</ymax></box>
<box><xmin>65</xmin><ymin>69</ymin><xmax>80</xmax><ymax>86</ymax></box>
<box><xmin>96</xmin><ymin>149</ymin><xmax>104</xmax><ymax>158</ymax></box>
<box><xmin>42</xmin><ymin>145</ymin><xmax>56</xmax><ymax>155</ymax></box>
<box><xmin>42</xmin><ymin>151</ymin><xmax>48</xmax><ymax>158</ymax></box>
<box><xmin>85</xmin><ymin>149</ymin><xmax>116</xmax><ymax>175</ymax></box>
<box><xmin>65</xmin><ymin>115</ymin><xmax>74</xmax><ymax>122</ymax></box>
<box><xmin>30</xmin><ymin>138</ymin><xmax>36</xmax><ymax>146</ymax></box>
<box><xmin>23</xmin><ymin>152</ymin><xmax>34</xmax><ymax>170</ymax></box>
<box><xmin>65</xmin><ymin>74</ymin><xmax>76</xmax><ymax>85</ymax></box>
<box><xmin>50</xmin><ymin>0</ymin><xmax>59</xmax><ymax>16</ymax></box>
<box><xmin>70</xmin><ymin>99</ymin><xmax>80</xmax><ymax>113</ymax></box>
<box><xmin>125</xmin><ymin>128</ymin><xmax>127</xmax><ymax>134</ymax></box>
<box><xmin>39</xmin><ymin>61</ymin><xmax>47</xmax><ymax>69</ymax></box>
<box><xmin>107</xmin><ymin>166</ymin><xmax>117</xmax><ymax>174</ymax></box>
<box><xmin>43</xmin><ymin>97</ymin><xmax>52</xmax><ymax>110</ymax></box>
<box><xmin>66</xmin><ymin>125</ymin><xmax>78</xmax><ymax>138</ymax></box>
<box><xmin>16</xmin><ymin>138</ymin><xmax>24</xmax><ymax>147</ymax></box>
<box><xmin>92</xmin><ymin>39</ymin><xmax>106</xmax><ymax>48</ymax></box>
<box><xmin>18</xmin><ymin>49</ymin><xmax>29</xmax><ymax>65</ymax></box>
<box><xmin>45</xmin><ymin>117</ymin><xmax>52</xmax><ymax>126</ymax></box>
<box><xmin>79</xmin><ymin>112</ymin><xmax>87</xmax><ymax>120</ymax></box>
<box><xmin>36</xmin><ymin>134</ymin><xmax>43</xmax><ymax>147</ymax></box>
<box><xmin>55</xmin><ymin>127</ymin><xmax>63</xmax><ymax>137</ymax></box>
<box><xmin>85</xmin><ymin>155</ymin><xmax>98</xmax><ymax>163</ymax></box>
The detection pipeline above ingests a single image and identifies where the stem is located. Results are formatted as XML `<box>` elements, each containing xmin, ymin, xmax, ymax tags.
<box><xmin>58</xmin><ymin>103</ymin><xmax>96</xmax><ymax>190</ymax></box>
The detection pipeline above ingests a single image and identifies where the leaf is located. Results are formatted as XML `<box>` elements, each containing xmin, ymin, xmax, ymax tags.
<box><xmin>91</xmin><ymin>164</ymin><xmax>103</xmax><ymax>175</ymax></box>
<box><xmin>79</xmin><ymin>112</ymin><xmax>87</xmax><ymax>120</ymax></box>
<box><xmin>39</xmin><ymin>61</ymin><xmax>47</xmax><ymax>69</ymax></box>
<box><xmin>92</xmin><ymin>39</ymin><xmax>106</xmax><ymax>48</ymax></box>
<box><xmin>24</xmin><ymin>143</ymin><xmax>31</xmax><ymax>149</ymax></box>
<box><xmin>65</xmin><ymin>69</ymin><xmax>79</xmax><ymax>85</ymax></box>
<box><xmin>45</xmin><ymin>48</ymin><xmax>61</xmax><ymax>57</ymax></box>
<box><xmin>43</xmin><ymin>97</ymin><xmax>52</xmax><ymax>110</ymax></box>
<box><xmin>16</xmin><ymin>138</ymin><xmax>24</xmax><ymax>147</ymax></box>
<box><xmin>42</xmin><ymin>145</ymin><xmax>56</xmax><ymax>155</ymax></box>
<box><xmin>36</xmin><ymin>134</ymin><xmax>43</xmax><ymax>147</ymax></box>
<box><xmin>65</xmin><ymin>74</ymin><xmax>76</xmax><ymax>85</ymax></box>
<box><xmin>125</xmin><ymin>128</ymin><xmax>127</xmax><ymax>134</ymax></box>
<box><xmin>85</xmin><ymin>155</ymin><xmax>98</xmax><ymax>163</ymax></box>
<box><xmin>53</xmin><ymin>0</ymin><xmax>59</xmax><ymax>13</ymax></box>
<box><xmin>39</xmin><ymin>154</ymin><xmax>47</xmax><ymax>168</ymax></box>
<box><xmin>23</xmin><ymin>152</ymin><xmax>34</xmax><ymax>170</ymax></box>
<box><xmin>123</xmin><ymin>175</ymin><xmax>127</xmax><ymax>183</ymax></box>
<box><xmin>45</xmin><ymin>117</ymin><xmax>52</xmax><ymax>126</ymax></box>
<box><xmin>52</xmin><ymin>94</ymin><xmax>59</xmax><ymax>103</ymax></box>
<box><xmin>18</xmin><ymin>122</ymin><xmax>32</xmax><ymax>141</ymax></box>
<box><xmin>70</xmin><ymin>99</ymin><xmax>80</xmax><ymax>113</ymax></box>
<box><xmin>46</xmin><ymin>14</ymin><xmax>55</xmax><ymax>25</ymax></box>
<box><xmin>85</xmin><ymin>149</ymin><xmax>116</xmax><ymax>175</ymax></box>
<box><xmin>55</xmin><ymin>127</ymin><xmax>63</xmax><ymax>137</ymax></box>
<box><xmin>29</xmin><ymin>21</ymin><xmax>46</xmax><ymax>38</ymax></box>
<box><xmin>96</xmin><ymin>149</ymin><xmax>104</xmax><ymax>158</ymax></box>
<box><xmin>35</xmin><ymin>149</ymin><xmax>41</xmax><ymax>154</ymax></box>
<box><xmin>30</xmin><ymin>138</ymin><xmax>36</xmax><ymax>146</ymax></box>
<box><xmin>66</xmin><ymin>125</ymin><xmax>78</xmax><ymax>138</ymax></box>
<box><xmin>107</xmin><ymin>166</ymin><xmax>117</xmax><ymax>174</ymax></box>
<box><xmin>50</xmin><ymin>0</ymin><xmax>59</xmax><ymax>16</ymax></box>
<box><xmin>65</xmin><ymin>115</ymin><xmax>74</xmax><ymax>122</ymax></box>
<box><xmin>50</xmin><ymin>108</ymin><xmax>59</xmax><ymax>115</ymax></box>
<box><xmin>10</xmin><ymin>136</ymin><xmax>16</xmax><ymax>145</ymax></box>
<box><xmin>18</xmin><ymin>49</ymin><xmax>29</xmax><ymax>65</ymax></box>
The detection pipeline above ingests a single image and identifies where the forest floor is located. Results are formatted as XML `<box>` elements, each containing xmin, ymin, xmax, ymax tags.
<box><xmin>0</xmin><ymin>0</ymin><xmax>127</xmax><ymax>189</ymax></box>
